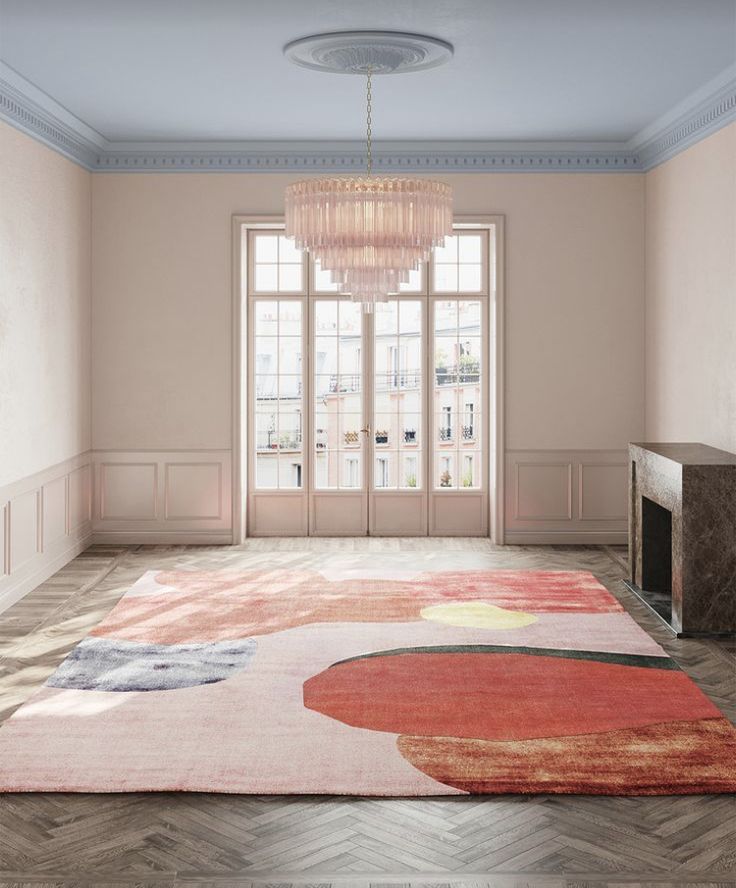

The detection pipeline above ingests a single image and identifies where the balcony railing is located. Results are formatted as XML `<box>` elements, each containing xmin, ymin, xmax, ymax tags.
<box><xmin>439</xmin><ymin>427</ymin><xmax>453</xmax><ymax>441</ymax></box>
<box><xmin>256</xmin><ymin>432</ymin><xmax>302</xmax><ymax>451</ymax></box>
<box><xmin>462</xmin><ymin>425</ymin><xmax>475</xmax><ymax>441</ymax></box>
<box><xmin>403</xmin><ymin>429</ymin><xmax>417</xmax><ymax>444</ymax></box>
<box><xmin>435</xmin><ymin>361</ymin><xmax>480</xmax><ymax>385</ymax></box>
<box><xmin>329</xmin><ymin>374</ymin><xmax>361</xmax><ymax>393</ymax></box>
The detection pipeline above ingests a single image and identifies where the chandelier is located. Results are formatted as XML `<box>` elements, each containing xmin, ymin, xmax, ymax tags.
<box><xmin>284</xmin><ymin>31</ymin><xmax>454</xmax><ymax>311</ymax></box>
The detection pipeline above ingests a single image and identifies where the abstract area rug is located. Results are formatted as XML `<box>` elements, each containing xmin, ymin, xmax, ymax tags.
<box><xmin>0</xmin><ymin>567</ymin><xmax>734</xmax><ymax>795</ymax></box>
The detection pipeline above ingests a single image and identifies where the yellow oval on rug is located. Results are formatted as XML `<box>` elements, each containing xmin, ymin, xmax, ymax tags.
<box><xmin>420</xmin><ymin>601</ymin><xmax>538</xmax><ymax>629</ymax></box>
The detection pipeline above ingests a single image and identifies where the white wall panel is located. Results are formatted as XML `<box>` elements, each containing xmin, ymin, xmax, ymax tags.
<box><xmin>42</xmin><ymin>475</ymin><xmax>67</xmax><ymax>547</ymax></box>
<box><xmin>579</xmin><ymin>462</ymin><xmax>628</xmax><ymax>520</ymax></box>
<box><xmin>93</xmin><ymin>450</ymin><xmax>232</xmax><ymax>543</ymax></box>
<box><xmin>165</xmin><ymin>463</ymin><xmax>222</xmax><ymax>520</ymax></box>
<box><xmin>505</xmin><ymin>449</ymin><xmax>627</xmax><ymax>543</ymax></box>
<box><xmin>0</xmin><ymin>454</ymin><xmax>93</xmax><ymax>615</ymax></box>
<box><xmin>100</xmin><ymin>463</ymin><xmax>157</xmax><ymax>520</ymax></box>
<box><xmin>9</xmin><ymin>489</ymin><xmax>40</xmax><ymax>572</ymax></box>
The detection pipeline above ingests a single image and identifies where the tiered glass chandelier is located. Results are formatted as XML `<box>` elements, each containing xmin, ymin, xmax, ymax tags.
<box><xmin>284</xmin><ymin>33</ymin><xmax>454</xmax><ymax>311</ymax></box>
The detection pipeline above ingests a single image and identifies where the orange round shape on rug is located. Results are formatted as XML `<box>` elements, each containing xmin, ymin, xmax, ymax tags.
<box><xmin>302</xmin><ymin>650</ymin><xmax>721</xmax><ymax>741</ymax></box>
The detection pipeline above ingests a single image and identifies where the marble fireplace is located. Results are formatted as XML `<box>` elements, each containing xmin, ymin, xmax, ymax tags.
<box><xmin>626</xmin><ymin>443</ymin><xmax>736</xmax><ymax>636</ymax></box>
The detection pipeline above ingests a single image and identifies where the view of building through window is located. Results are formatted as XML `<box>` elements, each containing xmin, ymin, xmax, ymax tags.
<box><xmin>250</xmin><ymin>229</ymin><xmax>487</xmax><ymax>493</ymax></box>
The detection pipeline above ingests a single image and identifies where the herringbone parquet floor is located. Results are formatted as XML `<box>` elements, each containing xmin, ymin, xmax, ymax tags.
<box><xmin>0</xmin><ymin>540</ymin><xmax>733</xmax><ymax>888</ymax></box>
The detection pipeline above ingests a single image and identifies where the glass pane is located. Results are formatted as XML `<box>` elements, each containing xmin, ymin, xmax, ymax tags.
<box><xmin>255</xmin><ymin>411</ymin><xmax>277</xmax><ymax>451</ymax></box>
<box><xmin>279</xmin><ymin>454</ymin><xmax>303</xmax><ymax>489</ymax></box>
<box><xmin>373</xmin><ymin>414</ymin><xmax>394</xmax><ymax>448</ymax></box>
<box><xmin>313</xmin><ymin>449</ymin><xmax>330</xmax><ymax>489</ymax></box>
<box><xmin>255</xmin><ymin>301</ymin><xmax>278</xmax><ymax>335</ymax></box>
<box><xmin>433</xmin><ymin>264</ymin><xmax>458</xmax><ymax>293</ymax></box>
<box><xmin>255</xmin><ymin>373</ymin><xmax>278</xmax><ymax>399</ymax></box>
<box><xmin>315</xmin><ymin>300</ymin><xmax>338</xmax><ymax>332</ymax></box>
<box><xmin>434</xmin><ymin>236</ymin><xmax>458</xmax><ymax>264</ymax></box>
<box><xmin>458</xmin><ymin>264</ymin><xmax>482</xmax><ymax>292</ymax></box>
<box><xmin>256</xmin><ymin>453</ymin><xmax>278</xmax><ymax>488</ymax></box>
<box><xmin>339</xmin><ymin>338</ymin><xmax>361</xmax><ymax>376</ymax></box>
<box><xmin>458</xmin><ymin>233</ymin><xmax>483</xmax><ymax>263</ymax></box>
<box><xmin>460</xmin><ymin>451</ymin><xmax>481</xmax><ymax>488</ymax></box>
<box><xmin>459</xmin><ymin>300</ymin><xmax>482</xmax><ymax>332</ymax></box>
<box><xmin>342</xmin><ymin>453</ymin><xmax>362</xmax><ymax>488</ymax></box>
<box><xmin>279</xmin><ymin>301</ymin><xmax>302</xmax><ymax>336</ymax></box>
<box><xmin>434</xmin><ymin>336</ymin><xmax>456</xmax><ymax>374</ymax></box>
<box><xmin>340</xmin><ymin>413</ymin><xmax>362</xmax><ymax>448</ymax></box>
<box><xmin>399</xmin><ymin>412</ymin><xmax>422</xmax><ymax>448</ymax></box>
<box><xmin>402</xmin><ymin>453</ymin><xmax>421</xmax><ymax>489</ymax></box>
<box><xmin>434</xmin><ymin>301</ymin><xmax>457</xmax><ymax>332</ymax></box>
<box><xmin>375</xmin><ymin>302</ymin><xmax>398</xmax><ymax>335</ymax></box>
<box><xmin>339</xmin><ymin>301</ymin><xmax>361</xmax><ymax>334</ymax></box>
<box><xmin>279</xmin><ymin>264</ymin><xmax>302</xmax><ymax>293</ymax></box>
<box><xmin>398</xmin><ymin>266</ymin><xmax>423</xmax><ymax>293</ymax></box>
<box><xmin>314</xmin><ymin>449</ymin><xmax>340</xmax><ymax>490</ymax></box>
<box><xmin>278</xmin><ymin>408</ymin><xmax>303</xmax><ymax>450</ymax></box>
<box><xmin>279</xmin><ymin>339</ymin><xmax>302</xmax><ymax>374</ymax></box>
<box><xmin>460</xmin><ymin>410</ymin><xmax>480</xmax><ymax>444</ymax></box>
<box><xmin>254</xmin><ymin>264</ymin><xmax>278</xmax><ymax>292</ymax></box>
<box><xmin>399</xmin><ymin>300</ymin><xmax>422</xmax><ymax>334</ymax></box>
<box><xmin>314</xmin><ymin>337</ymin><xmax>337</xmax><ymax>376</ymax></box>
<box><xmin>275</xmin><ymin>375</ymin><xmax>302</xmax><ymax>398</ymax></box>
<box><xmin>313</xmin><ymin>259</ymin><xmax>341</xmax><ymax>292</ymax></box>
<box><xmin>279</xmin><ymin>235</ymin><xmax>301</xmax><ymax>263</ymax></box>
<box><xmin>314</xmin><ymin>373</ymin><xmax>334</xmax><ymax>400</ymax></box>
<box><xmin>374</xmin><ymin>453</ymin><xmax>397</xmax><ymax>489</ymax></box>
<box><xmin>436</xmin><ymin>452</ymin><xmax>456</xmax><ymax>489</ymax></box>
<box><xmin>254</xmin><ymin>234</ymin><xmax>278</xmax><ymax>263</ymax></box>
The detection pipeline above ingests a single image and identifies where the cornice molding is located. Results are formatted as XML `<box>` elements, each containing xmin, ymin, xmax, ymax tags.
<box><xmin>632</xmin><ymin>71</ymin><xmax>736</xmax><ymax>171</ymax></box>
<box><xmin>1</xmin><ymin>62</ymin><xmax>734</xmax><ymax>174</ymax></box>
<box><xmin>97</xmin><ymin>143</ymin><xmax>637</xmax><ymax>173</ymax></box>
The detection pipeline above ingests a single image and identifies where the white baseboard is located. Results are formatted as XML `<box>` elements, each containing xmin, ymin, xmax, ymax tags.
<box><xmin>0</xmin><ymin>530</ymin><xmax>92</xmax><ymax>615</ymax></box>
<box><xmin>504</xmin><ymin>530</ymin><xmax>628</xmax><ymax>545</ymax></box>
<box><xmin>91</xmin><ymin>530</ymin><xmax>233</xmax><ymax>545</ymax></box>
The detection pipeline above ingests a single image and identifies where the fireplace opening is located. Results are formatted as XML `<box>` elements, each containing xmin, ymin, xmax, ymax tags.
<box><xmin>640</xmin><ymin>496</ymin><xmax>673</xmax><ymax>622</ymax></box>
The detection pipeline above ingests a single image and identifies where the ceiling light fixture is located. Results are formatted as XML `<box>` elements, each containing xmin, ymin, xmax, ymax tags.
<box><xmin>283</xmin><ymin>31</ymin><xmax>454</xmax><ymax>311</ymax></box>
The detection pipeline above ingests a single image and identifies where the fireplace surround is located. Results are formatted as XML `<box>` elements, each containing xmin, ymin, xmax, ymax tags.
<box><xmin>626</xmin><ymin>442</ymin><xmax>736</xmax><ymax>637</ymax></box>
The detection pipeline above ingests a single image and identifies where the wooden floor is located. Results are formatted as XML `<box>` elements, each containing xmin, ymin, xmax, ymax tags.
<box><xmin>0</xmin><ymin>539</ymin><xmax>733</xmax><ymax>888</ymax></box>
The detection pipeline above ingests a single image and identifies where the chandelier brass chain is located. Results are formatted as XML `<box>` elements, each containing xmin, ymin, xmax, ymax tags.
<box><xmin>366</xmin><ymin>67</ymin><xmax>372</xmax><ymax>176</ymax></box>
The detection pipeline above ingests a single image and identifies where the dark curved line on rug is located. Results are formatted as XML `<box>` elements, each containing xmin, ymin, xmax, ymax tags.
<box><xmin>330</xmin><ymin>644</ymin><xmax>678</xmax><ymax>670</ymax></box>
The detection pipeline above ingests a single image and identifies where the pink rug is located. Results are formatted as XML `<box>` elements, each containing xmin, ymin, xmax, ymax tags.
<box><xmin>0</xmin><ymin>567</ymin><xmax>733</xmax><ymax>795</ymax></box>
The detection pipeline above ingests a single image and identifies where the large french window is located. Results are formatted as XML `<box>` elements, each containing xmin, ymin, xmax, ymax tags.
<box><xmin>246</xmin><ymin>225</ymin><xmax>493</xmax><ymax>536</ymax></box>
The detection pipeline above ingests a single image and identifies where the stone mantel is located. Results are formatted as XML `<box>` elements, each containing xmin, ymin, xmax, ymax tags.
<box><xmin>627</xmin><ymin>442</ymin><xmax>736</xmax><ymax>636</ymax></box>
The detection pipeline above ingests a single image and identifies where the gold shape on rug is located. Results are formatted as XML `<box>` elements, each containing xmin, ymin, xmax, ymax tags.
<box><xmin>421</xmin><ymin>601</ymin><xmax>538</xmax><ymax>629</ymax></box>
<box><xmin>397</xmin><ymin>717</ymin><xmax>736</xmax><ymax>795</ymax></box>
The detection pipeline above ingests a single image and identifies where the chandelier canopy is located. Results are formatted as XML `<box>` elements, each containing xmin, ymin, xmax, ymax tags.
<box><xmin>283</xmin><ymin>31</ymin><xmax>454</xmax><ymax>311</ymax></box>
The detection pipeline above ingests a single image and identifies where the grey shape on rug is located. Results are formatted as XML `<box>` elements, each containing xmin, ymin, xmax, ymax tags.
<box><xmin>46</xmin><ymin>636</ymin><xmax>258</xmax><ymax>691</ymax></box>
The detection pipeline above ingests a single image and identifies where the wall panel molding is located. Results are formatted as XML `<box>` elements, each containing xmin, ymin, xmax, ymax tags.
<box><xmin>92</xmin><ymin>450</ymin><xmax>232</xmax><ymax>542</ymax></box>
<box><xmin>0</xmin><ymin>453</ymin><xmax>93</xmax><ymax>615</ymax></box>
<box><xmin>2</xmin><ymin>60</ymin><xmax>733</xmax><ymax>174</ymax></box>
<box><xmin>505</xmin><ymin>449</ymin><xmax>628</xmax><ymax>544</ymax></box>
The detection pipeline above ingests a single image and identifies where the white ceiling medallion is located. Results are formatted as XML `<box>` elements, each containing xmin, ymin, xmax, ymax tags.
<box><xmin>283</xmin><ymin>30</ymin><xmax>454</xmax><ymax>75</ymax></box>
<box><xmin>283</xmin><ymin>31</ymin><xmax>455</xmax><ymax>312</ymax></box>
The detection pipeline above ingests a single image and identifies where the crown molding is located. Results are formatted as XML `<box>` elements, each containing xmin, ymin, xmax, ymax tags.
<box><xmin>0</xmin><ymin>62</ymin><xmax>103</xmax><ymax>169</ymax></box>
<box><xmin>630</xmin><ymin>64</ymin><xmax>736</xmax><ymax>171</ymax></box>
<box><xmin>97</xmin><ymin>141</ymin><xmax>637</xmax><ymax>173</ymax></box>
<box><xmin>1</xmin><ymin>61</ymin><xmax>734</xmax><ymax>174</ymax></box>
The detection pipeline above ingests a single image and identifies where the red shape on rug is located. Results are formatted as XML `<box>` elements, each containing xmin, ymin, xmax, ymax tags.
<box><xmin>303</xmin><ymin>650</ymin><xmax>721</xmax><ymax>741</ymax></box>
<box><xmin>397</xmin><ymin>717</ymin><xmax>736</xmax><ymax>795</ymax></box>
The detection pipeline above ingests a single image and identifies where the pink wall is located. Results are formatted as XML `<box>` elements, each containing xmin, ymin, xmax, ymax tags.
<box><xmin>0</xmin><ymin>121</ymin><xmax>91</xmax><ymax>486</ymax></box>
<box><xmin>645</xmin><ymin>122</ymin><xmax>736</xmax><ymax>453</ymax></box>
<box><xmin>91</xmin><ymin>172</ymin><xmax>645</xmax><ymax>454</ymax></box>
